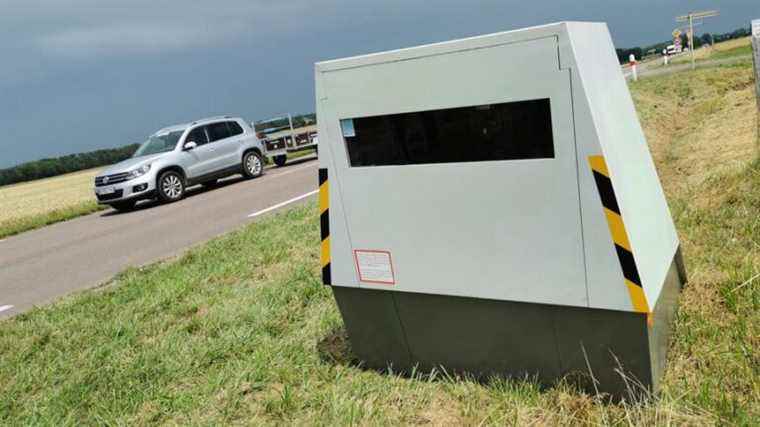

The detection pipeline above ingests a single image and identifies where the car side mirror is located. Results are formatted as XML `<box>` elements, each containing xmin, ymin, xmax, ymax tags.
<box><xmin>184</xmin><ymin>141</ymin><xmax>198</xmax><ymax>150</ymax></box>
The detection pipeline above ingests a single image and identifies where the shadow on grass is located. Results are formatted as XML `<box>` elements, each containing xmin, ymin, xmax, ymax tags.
<box><xmin>316</xmin><ymin>327</ymin><xmax>361</xmax><ymax>368</ymax></box>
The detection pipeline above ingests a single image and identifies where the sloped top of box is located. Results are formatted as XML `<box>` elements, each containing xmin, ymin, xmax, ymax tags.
<box><xmin>316</xmin><ymin>21</ymin><xmax>600</xmax><ymax>72</ymax></box>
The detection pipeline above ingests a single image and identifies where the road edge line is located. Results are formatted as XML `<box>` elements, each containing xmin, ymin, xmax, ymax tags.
<box><xmin>247</xmin><ymin>190</ymin><xmax>319</xmax><ymax>218</ymax></box>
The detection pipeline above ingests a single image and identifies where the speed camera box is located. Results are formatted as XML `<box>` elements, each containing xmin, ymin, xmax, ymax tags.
<box><xmin>315</xmin><ymin>22</ymin><xmax>686</xmax><ymax>398</ymax></box>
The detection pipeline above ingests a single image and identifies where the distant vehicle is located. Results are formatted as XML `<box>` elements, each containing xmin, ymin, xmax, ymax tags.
<box><xmin>261</xmin><ymin>124</ymin><xmax>318</xmax><ymax>167</ymax></box>
<box><xmin>93</xmin><ymin>116</ymin><xmax>265</xmax><ymax>211</ymax></box>
<box><xmin>666</xmin><ymin>44</ymin><xmax>682</xmax><ymax>55</ymax></box>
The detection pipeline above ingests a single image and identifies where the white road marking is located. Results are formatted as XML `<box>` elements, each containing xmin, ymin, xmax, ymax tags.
<box><xmin>248</xmin><ymin>190</ymin><xmax>318</xmax><ymax>218</ymax></box>
<box><xmin>265</xmin><ymin>162</ymin><xmax>316</xmax><ymax>179</ymax></box>
<box><xmin>0</xmin><ymin>305</ymin><xmax>13</xmax><ymax>314</ymax></box>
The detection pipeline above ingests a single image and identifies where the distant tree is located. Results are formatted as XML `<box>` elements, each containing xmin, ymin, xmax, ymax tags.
<box><xmin>0</xmin><ymin>144</ymin><xmax>139</xmax><ymax>187</ymax></box>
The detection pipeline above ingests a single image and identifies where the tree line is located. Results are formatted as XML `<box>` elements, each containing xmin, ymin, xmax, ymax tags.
<box><xmin>0</xmin><ymin>144</ymin><xmax>138</xmax><ymax>187</ymax></box>
<box><xmin>616</xmin><ymin>26</ymin><xmax>752</xmax><ymax>63</ymax></box>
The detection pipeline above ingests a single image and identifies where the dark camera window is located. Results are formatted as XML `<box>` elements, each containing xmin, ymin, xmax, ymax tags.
<box><xmin>186</xmin><ymin>126</ymin><xmax>209</xmax><ymax>145</ymax></box>
<box><xmin>343</xmin><ymin>98</ymin><xmax>554</xmax><ymax>167</ymax></box>
<box><xmin>208</xmin><ymin>122</ymin><xmax>232</xmax><ymax>142</ymax></box>
<box><xmin>227</xmin><ymin>121</ymin><xmax>244</xmax><ymax>136</ymax></box>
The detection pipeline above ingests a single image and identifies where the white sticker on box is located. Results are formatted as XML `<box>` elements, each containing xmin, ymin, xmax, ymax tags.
<box><xmin>354</xmin><ymin>250</ymin><xmax>395</xmax><ymax>285</ymax></box>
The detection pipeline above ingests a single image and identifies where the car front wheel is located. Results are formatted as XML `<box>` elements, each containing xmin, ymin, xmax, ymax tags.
<box><xmin>157</xmin><ymin>171</ymin><xmax>185</xmax><ymax>203</ymax></box>
<box><xmin>273</xmin><ymin>155</ymin><xmax>287</xmax><ymax>167</ymax></box>
<box><xmin>243</xmin><ymin>151</ymin><xmax>264</xmax><ymax>178</ymax></box>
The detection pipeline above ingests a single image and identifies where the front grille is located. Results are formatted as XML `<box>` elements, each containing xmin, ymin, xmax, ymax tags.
<box><xmin>96</xmin><ymin>189</ymin><xmax>124</xmax><ymax>201</ymax></box>
<box><xmin>95</xmin><ymin>172</ymin><xmax>131</xmax><ymax>187</ymax></box>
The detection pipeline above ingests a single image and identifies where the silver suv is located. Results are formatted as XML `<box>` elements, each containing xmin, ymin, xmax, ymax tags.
<box><xmin>94</xmin><ymin>116</ymin><xmax>265</xmax><ymax>211</ymax></box>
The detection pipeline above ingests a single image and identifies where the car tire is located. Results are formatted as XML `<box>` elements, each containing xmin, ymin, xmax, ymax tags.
<box><xmin>157</xmin><ymin>170</ymin><xmax>185</xmax><ymax>203</ymax></box>
<box><xmin>273</xmin><ymin>155</ymin><xmax>287</xmax><ymax>167</ymax></box>
<box><xmin>243</xmin><ymin>151</ymin><xmax>264</xmax><ymax>178</ymax></box>
<box><xmin>110</xmin><ymin>200</ymin><xmax>137</xmax><ymax>212</ymax></box>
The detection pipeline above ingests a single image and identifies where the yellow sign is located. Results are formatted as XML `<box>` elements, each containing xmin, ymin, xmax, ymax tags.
<box><xmin>672</xmin><ymin>29</ymin><xmax>682</xmax><ymax>38</ymax></box>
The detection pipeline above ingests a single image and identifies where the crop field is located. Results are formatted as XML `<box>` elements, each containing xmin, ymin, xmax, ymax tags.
<box><xmin>0</xmin><ymin>62</ymin><xmax>758</xmax><ymax>424</ymax></box>
<box><xmin>656</xmin><ymin>36</ymin><xmax>752</xmax><ymax>67</ymax></box>
<box><xmin>0</xmin><ymin>168</ymin><xmax>103</xmax><ymax>239</ymax></box>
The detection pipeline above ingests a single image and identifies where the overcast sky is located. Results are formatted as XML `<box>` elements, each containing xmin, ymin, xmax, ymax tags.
<box><xmin>1</xmin><ymin>0</ymin><xmax>757</xmax><ymax>167</ymax></box>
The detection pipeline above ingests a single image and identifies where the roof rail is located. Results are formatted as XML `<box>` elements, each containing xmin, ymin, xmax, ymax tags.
<box><xmin>191</xmin><ymin>115</ymin><xmax>232</xmax><ymax>125</ymax></box>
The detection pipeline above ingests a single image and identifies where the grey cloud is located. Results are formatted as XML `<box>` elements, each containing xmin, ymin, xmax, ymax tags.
<box><xmin>38</xmin><ymin>24</ymin><xmax>242</xmax><ymax>57</ymax></box>
<box><xmin>6</xmin><ymin>0</ymin><xmax>327</xmax><ymax>57</ymax></box>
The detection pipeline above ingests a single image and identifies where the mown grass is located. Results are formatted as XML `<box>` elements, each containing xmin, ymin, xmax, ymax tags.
<box><xmin>0</xmin><ymin>64</ymin><xmax>758</xmax><ymax>424</ymax></box>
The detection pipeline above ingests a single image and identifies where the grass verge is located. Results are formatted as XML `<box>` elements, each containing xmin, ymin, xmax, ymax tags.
<box><xmin>0</xmin><ymin>65</ymin><xmax>758</xmax><ymax>424</ymax></box>
<box><xmin>0</xmin><ymin>200</ymin><xmax>105</xmax><ymax>239</ymax></box>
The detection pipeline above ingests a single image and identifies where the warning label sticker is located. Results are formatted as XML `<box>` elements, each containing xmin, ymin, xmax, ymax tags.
<box><xmin>354</xmin><ymin>250</ymin><xmax>395</xmax><ymax>285</ymax></box>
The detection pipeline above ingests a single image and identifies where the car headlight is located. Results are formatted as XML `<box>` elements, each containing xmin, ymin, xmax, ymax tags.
<box><xmin>128</xmin><ymin>164</ymin><xmax>151</xmax><ymax>179</ymax></box>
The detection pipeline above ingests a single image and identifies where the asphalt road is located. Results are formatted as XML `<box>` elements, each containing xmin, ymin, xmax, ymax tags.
<box><xmin>0</xmin><ymin>156</ymin><xmax>319</xmax><ymax>319</ymax></box>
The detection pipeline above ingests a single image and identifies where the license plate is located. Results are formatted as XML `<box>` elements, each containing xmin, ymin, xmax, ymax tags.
<box><xmin>99</xmin><ymin>186</ymin><xmax>115</xmax><ymax>195</ymax></box>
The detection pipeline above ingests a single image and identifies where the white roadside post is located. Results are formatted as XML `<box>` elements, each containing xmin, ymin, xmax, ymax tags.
<box><xmin>629</xmin><ymin>53</ymin><xmax>638</xmax><ymax>81</ymax></box>
<box><xmin>663</xmin><ymin>49</ymin><xmax>669</xmax><ymax>66</ymax></box>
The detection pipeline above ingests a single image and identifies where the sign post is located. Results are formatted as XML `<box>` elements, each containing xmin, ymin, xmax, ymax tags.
<box><xmin>676</xmin><ymin>10</ymin><xmax>719</xmax><ymax>70</ymax></box>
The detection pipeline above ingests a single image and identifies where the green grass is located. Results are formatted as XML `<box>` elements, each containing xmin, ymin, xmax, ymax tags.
<box><xmin>711</xmin><ymin>44</ymin><xmax>753</xmax><ymax>60</ymax></box>
<box><xmin>0</xmin><ymin>201</ymin><xmax>105</xmax><ymax>239</ymax></box>
<box><xmin>1</xmin><ymin>66</ymin><xmax>759</xmax><ymax>424</ymax></box>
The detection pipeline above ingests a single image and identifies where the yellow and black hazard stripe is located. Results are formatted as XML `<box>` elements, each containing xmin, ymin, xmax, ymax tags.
<box><xmin>588</xmin><ymin>156</ymin><xmax>650</xmax><ymax>315</ymax></box>
<box><xmin>319</xmin><ymin>168</ymin><xmax>331</xmax><ymax>285</ymax></box>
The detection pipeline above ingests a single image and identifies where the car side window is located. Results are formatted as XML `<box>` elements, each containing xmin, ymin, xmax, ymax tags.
<box><xmin>227</xmin><ymin>121</ymin><xmax>244</xmax><ymax>136</ymax></box>
<box><xmin>186</xmin><ymin>126</ymin><xmax>209</xmax><ymax>146</ymax></box>
<box><xmin>208</xmin><ymin>122</ymin><xmax>232</xmax><ymax>142</ymax></box>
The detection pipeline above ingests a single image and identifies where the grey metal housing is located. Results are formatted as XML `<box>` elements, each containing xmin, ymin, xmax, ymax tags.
<box><xmin>315</xmin><ymin>22</ymin><xmax>685</xmax><ymax>398</ymax></box>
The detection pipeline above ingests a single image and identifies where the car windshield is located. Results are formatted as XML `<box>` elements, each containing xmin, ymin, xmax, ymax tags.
<box><xmin>132</xmin><ymin>130</ymin><xmax>184</xmax><ymax>157</ymax></box>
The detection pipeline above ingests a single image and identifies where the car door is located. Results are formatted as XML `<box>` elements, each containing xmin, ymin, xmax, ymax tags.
<box><xmin>222</xmin><ymin>121</ymin><xmax>247</xmax><ymax>167</ymax></box>
<box><xmin>206</xmin><ymin>121</ymin><xmax>239</xmax><ymax>170</ymax></box>
<box><xmin>183</xmin><ymin>125</ymin><xmax>217</xmax><ymax>179</ymax></box>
